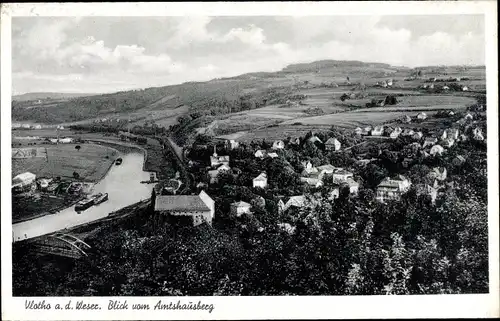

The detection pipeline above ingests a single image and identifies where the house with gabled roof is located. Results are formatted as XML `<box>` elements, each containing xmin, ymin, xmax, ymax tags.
<box><xmin>154</xmin><ymin>191</ymin><xmax>215</xmax><ymax>226</ymax></box>
<box><xmin>272</xmin><ymin>140</ymin><xmax>285</xmax><ymax>150</ymax></box>
<box><xmin>253</xmin><ymin>172</ymin><xmax>268</xmax><ymax>188</ymax></box>
<box><xmin>230</xmin><ymin>201</ymin><xmax>252</xmax><ymax>217</ymax></box>
<box><xmin>254</xmin><ymin>149</ymin><xmax>266</xmax><ymax>158</ymax></box>
<box><xmin>210</xmin><ymin>146</ymin><xmax>230</xmax><ymax>168</ymax></box>
<box><xmin>430</xmin><ymin>144</ymin><xmax>445</xmax><ymax>156</ymax></box>
<box><xmin>325</xmin><ymin>137</ymin><xmax>341</xmax><ymax>151</ymax></box>
<box><xmin>332</xmin><ymin>168</ymin><xmax>354</xmax><ymax>183</ymax></box>
<box><xmin>362</xmin><ymin>126</ymin><xmax>373</xmax><ymax>136</ymax></box>
<box><xmin>389</xmin><ymin>127</ymin><xmax>403</xmax><ymax>139</ymax></box>
<box><xmin>473</xmin><ymin>127</ymin><xmax>484</xmax><ymax>141</ymax></box>
<box><xmin>300</xmin><ymin>171</ymin><xmax>325</xmax><ymax>188</ymax></box>
<box><xmin>316</xmin><ymin>164</ymin><xmax>337</xmax><ymax>174</ymax></box>
<box><xmin>375</xmin><ymin>175</ymin><xmax>411</xmax><ymax>202</ymax></box>
<box><xmin>371</xmin><ymin>126</ymin><xmax>384</xmax><ymax>136</ymax></box>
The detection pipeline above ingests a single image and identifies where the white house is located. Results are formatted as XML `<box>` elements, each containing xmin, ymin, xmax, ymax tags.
<box><xmin>462</xmin><ymin>86</ymin><xmax>469</xmax><ymax>91</ymax></box>
<box><xmin>464</xmin><ymin>113</ymin><xmax>473</xmax><ymax>120</ymax></box>
<box><xmin>301</xmin><ymin>161</ymin><xmax>318</xmax><ymax>175</ymax></box>
<box><xmin>362</xmin><ymin>126</ymin><xmax>373</xmax><ymax>136</ymax></box>
<box><xmin>230</xmin><ymin>201</ymin><xmax>252</xmax><ymax>217</ymax></box>
<box><xmin>412</xmin><ymin>131</ymin><xmax>424</xmax><ymax>140</ymax></box>
<box><xmin>417</xmin><ymin>112</ymin><xmax>428</xmax><ymax>120</ymax></box>
<box><xmin>267</xmin><ymin>152</ymin><xmax>279</xmax><ymax>158</ymax></box>
<box><xmin>210</xmin><ymin>146</ymin><xmax>230</xmax><ymax>168</ymax></box>
<box><xmin>389</xmin><ymin>127</ymin><xmax>403</xmax><ymax>139</ymax></box>
<box><xmin>325</xmin><ymin>138</ymin><xmax>341</xmax><ymax>151</ymax></box>
<box><xmin>59</xmin><ymin>137</ymin><xmax>74</xmax><ymax>144</ymax></box>
<box><xmin>254</xmin><ymin>150</ymin><xmax>266</xmax><ymax>158</ymax></box>
<box><xmin>316</xmin><ymin>164</ymin><xmax>337</xmax><ymax>174</ymax></box>
<box><xmin>253</xmin><ymin>173</ymin><xmax>268</xmax><ymax>188</ymax></box>
<box><xmin>272</xmin><ymin>140</ymin><xmax>285</xmax><ymax>150</ymax></box>
<box><xmin>332</xmin><ymin>169</ymin><xmax>354</xmax><ymax>183</ymax></box>
<box><xmin>354</xmin><ymin>127</ymin><xmax>363</xmax><ymax>135</ymax></box>
<box><xmin>371</xmin><ymin>126</ymin><xmax>384</xmax><ymax>136</ymax></box>
<box><xmin>375</xmin><ymin>175</ymin><xmax>412</xmax><ymax>202</ymax></box>
<box><xmin>228</xmin><ymin>140</ymin><xmax>239</xmax><ymax>150</ymax></box>
<box><xmin>154</xmin><ymin>191</ymin><xmax>215</xmax><ymax>226</ymax></box>
<box><xmin>442</xmin><ymin>85</ymin><xmax>450</xmax><ymax>90</ymax></box>
<box><xmin>12</xmin><ymin>172</ymin><xmax>37</xmax><ymax>192</ymax></box>
<box><xmin>473</xmin><ymin>128</ymin><xmax>484</xmax><ymax>141</ymax></box>
<box><xmin>430</xmin><ymin>145</ymin><xmax>445</xmax><ymax>156</ymax></box>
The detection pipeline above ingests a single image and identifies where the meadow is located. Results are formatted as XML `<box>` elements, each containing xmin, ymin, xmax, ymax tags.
<box><xmin>12</xmin><ymin>143</ymin><xmax>117</xmax><ymax>182</ymax></box>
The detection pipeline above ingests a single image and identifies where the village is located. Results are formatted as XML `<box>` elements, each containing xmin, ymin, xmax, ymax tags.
<box><xmin>150</xmin><ymin>105</ymin><xmax>486</xmax><ymax>235</ymax></box>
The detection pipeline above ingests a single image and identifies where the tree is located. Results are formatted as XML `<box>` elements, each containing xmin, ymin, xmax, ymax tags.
<box><xmin>73</xmin><ymin>172</ymin><xmax>80</xmax><ymax>179</ymax></box>
<box><xmin>75</xmin><ymin>145</ymin><xmax>81</xmax><ymax>151</ymax></box>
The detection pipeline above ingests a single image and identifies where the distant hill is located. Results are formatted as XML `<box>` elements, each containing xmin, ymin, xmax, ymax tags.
<box><xmin>13</xmin><ymin>92</ymin><xmax>97</xmax><ymax>102</ymax></box>
<box><xmin>282</xmin><ymin>60</ymin><xmax>392</xmax><ymax>73</ymax></box>
<box><xmin>10</xmin><ymin>59</ymin><xmax>485</xmax><ymax>125</ymax></box>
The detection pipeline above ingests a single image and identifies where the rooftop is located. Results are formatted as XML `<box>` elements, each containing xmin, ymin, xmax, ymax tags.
<box><xmin>231</xmin><ymin>201</ymin><xmax>251</xmax><ymax>207</ymax></box>
<box><xmin>155</xmin><ymin>195</ymin><xmax>210</xmax><ymax>212</ymax></box>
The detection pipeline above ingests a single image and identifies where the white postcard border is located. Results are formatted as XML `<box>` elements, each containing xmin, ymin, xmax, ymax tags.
<box><xmin>1</xmin><ymin>1</ymin><xmax>498</xmax><ymax>320</ymax></box>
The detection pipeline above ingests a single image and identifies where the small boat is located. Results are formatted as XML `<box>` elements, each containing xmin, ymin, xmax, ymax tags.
<box><xmin>115</xmin><ymin>158</ymin><xmax>123</xmax><ymax>165</ymax></box>
<box><xmin>92</xmin><ymin>192</ymin><xmax>109</xmax><ymax>205</ymax></box>
<box><xmin>75</xmin><ymin>198</ymin><xmax>94</xmax><ymax>213</ymax></box>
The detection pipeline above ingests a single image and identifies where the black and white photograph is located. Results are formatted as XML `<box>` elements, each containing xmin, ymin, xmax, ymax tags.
<box><xmin>1</xmin><ymin>2</ymin><xmax>499</xmax><ymax>320</ymax></box>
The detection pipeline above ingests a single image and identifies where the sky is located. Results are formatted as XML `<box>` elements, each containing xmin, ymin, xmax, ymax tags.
<box><xmin>12</xmin><ymin>15</ymin><xmax>485</xmax><ymax>95</ymax></box>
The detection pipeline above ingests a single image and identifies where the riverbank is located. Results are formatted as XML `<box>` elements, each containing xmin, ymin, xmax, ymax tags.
<box><xmin>84</xmin><ymin>137</ymin><xmax>175</xmax><ymax>180</ymax></box>
<box><xmin>13</xmin><ymin>152</ymin><xmax>155</xmax><ymax>242</ymax></box>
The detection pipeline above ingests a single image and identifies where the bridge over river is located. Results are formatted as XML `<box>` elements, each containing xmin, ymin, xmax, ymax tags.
<box><xmin>12</xmin><ymin>151</ymin><xmax>155</xmax><ymax>242</ymax></box>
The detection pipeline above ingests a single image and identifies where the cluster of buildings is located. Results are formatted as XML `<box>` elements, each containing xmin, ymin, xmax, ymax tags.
<box><xmin>12</xmin><ymin>124</ymin><xmax>65</xmax><ymax>130</ymax></box>
<box><xmin>149</xmin><ymin>108</ymin><xmax>484</xmax><ymax>230</ymax></box>
<box><xmin>299</xmin><ymin>161</ymin><xmax>359</xmax><ymax>195</ymax></box>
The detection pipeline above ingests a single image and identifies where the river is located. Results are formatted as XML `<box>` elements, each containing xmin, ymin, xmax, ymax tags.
<box><xmin>12</xmin><ymin>152</ymin><xmax>154</xmax><ymax>241</ymax></box>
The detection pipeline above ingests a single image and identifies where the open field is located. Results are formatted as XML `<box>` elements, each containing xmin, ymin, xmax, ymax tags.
<box><xmin>280</xmin><ymin>110</ymin><xmax>444</xmax><ymax>128</ymax></box>
<box><xmin>12</xmin><ymin>143</ymin><xmax>117</xmax><ymax>182</ymax></box>
<box><xmin>12</xmin><ymin>128</ymin><xmax>74</xmax><ymax>138</ymax></box>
